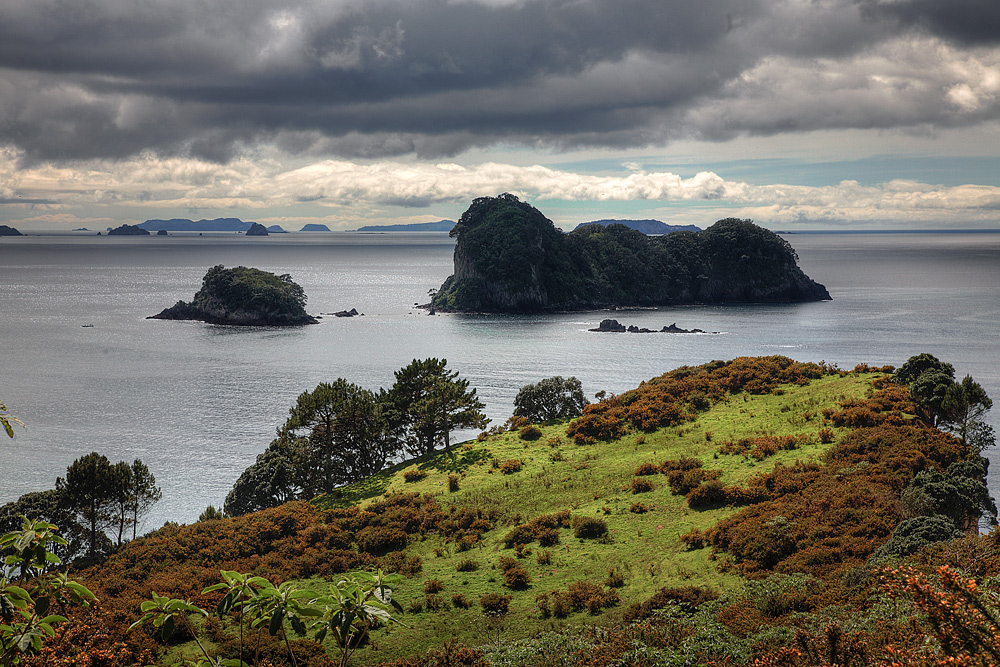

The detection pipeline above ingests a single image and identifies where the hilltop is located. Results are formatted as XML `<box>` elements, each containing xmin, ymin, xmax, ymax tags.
<box><xmin>32</xmin><ymin>355</ymin><xmax>996</xmax><ymax>666</ymax></box>
<box><xmin>431</xmin><ymin>194</ymin><xmax>830</xmax><ymax>313</ymax></box>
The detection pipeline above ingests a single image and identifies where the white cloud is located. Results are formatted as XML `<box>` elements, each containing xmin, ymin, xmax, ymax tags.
<box><xmin>3</xmin><ymin>149</ymin><xmax>999</xmax><ymax>229</ymax></box>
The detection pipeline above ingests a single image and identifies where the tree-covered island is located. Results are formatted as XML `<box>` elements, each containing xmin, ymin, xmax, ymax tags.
<box><xmin>149</xmin><ymin>264</ymin><xmax>317</xmax><ymax>326</ymax></box>
<box><xmin>431</xmin><ymin>194</ymin><xmax>831</xmax><ymax>313</ymax></box>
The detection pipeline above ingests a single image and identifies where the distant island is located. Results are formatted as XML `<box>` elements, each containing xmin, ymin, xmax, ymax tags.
<box><xmin>299</xmin><ymin>223</ymin><xmax>331</xmax><ymax>232</ymax></box>
<box><xmin>266</xmin><ymin>225</ymin><xmax>288</xmax><ymax>233</ymax></box>
<box><xmin>355</xmin><ymin>220</ymin><xmax>456</xmax><ymax>232</ymax></box>
<box><xmin>149</xmin><ymin>265</ymin><xmax>317</xmax><ymax>326</ymax></box>
<box><xmin>139</xmin><ymin>218</ymin><xmax>254</xmax><ymax>232</ymax></box>
<box><xmin>0</xmin><ymin>225</ymin><xmax>23</xmax><ymax>236</ymax></box>
<box><xmin>107</xmin><ymin>224</ymin><xmax>150</xmax><ymax>236</ymax></box>
<box><xmin>245</xmin><ymin>223</ymin><xmax>269</xmax><ymax>236</ymax></box>
<box><xmin>430</xmin><ymin>194</ymin><xmax>831</xmax><ymax>313</ymax></box>
<box><xmin>574</xmin><ymin>219</ymin><xmax>702</xmax><ymax>235</ymax></box>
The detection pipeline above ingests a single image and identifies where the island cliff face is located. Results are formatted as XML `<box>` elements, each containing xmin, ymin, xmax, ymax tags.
<box><xmin>150</xmin><ymin>265</ymin><xmax>317</xmax><ymax>326</ymax></box>
<box><xmin>431</xmin><ymin>194</ymin><xmax>830</xmax><ymax>313</ymax></box>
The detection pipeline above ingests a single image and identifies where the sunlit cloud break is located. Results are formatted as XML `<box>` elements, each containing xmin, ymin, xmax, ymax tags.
<box><xmin>4</xmin><ymin>151</ymin><xmax>1000</xmax><ymax>228</ymax></box>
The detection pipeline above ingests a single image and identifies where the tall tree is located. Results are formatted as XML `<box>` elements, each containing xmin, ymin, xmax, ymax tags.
<box><xmin>108</xmin><ymin>460</ymin><xmax>134</xmax><ymax>547</ymax></box>
<box><xmin>57</xmin><ymin>452</ymin><xmax>116</xmax><ymax>560</ymax></box>
<box><xmin>281</xmin><ymin>379</ymin><xmax>401</xmax><ymax>496</ymax></box>
<box><xmin>390</xmin><ymin>358</ymin><xmax>488</xmax><ymax>455</ymax></box>
<box><xmin>941</xmin><ymin>375</ymin><xmax>994</xmax><ymax>445</ymax></box>
<box><xmin>126</xmin><ymin>459</ymin><xmax>162</xmax><ymax>541</ymax></box>
<box><xmin>224</xmin><ymin>435</ymin><xmax>302</xmax><ymax>517</ymax></box>
<box><xmin>513</xmin><ymin>376</ymin><xmax>589</xmax><ymax>423</ymax></box>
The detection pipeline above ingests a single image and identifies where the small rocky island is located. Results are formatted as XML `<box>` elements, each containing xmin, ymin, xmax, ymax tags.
<box><xmin>0</xmin><ymin>225</ymin><xmax>23</xmax><ymax>236</ymax></box>
<box><xmin>589</xmin><ymin>319</ymin><xmax>717</xmax><ymax>333</ymax></box>
<box><xmin>149</xmin><ymin>265</ymin><xmax>317</xmax><ymax>326</ymax></box>
<box><xmin>430</xmin><ymin>194</ymin><xmax>831</xmax><ymax>313</ymax></box>
<box><xmin>245</xmin><ymin>223</ymin><xmax>269</xmax><ymax>236</ymax></box>
<box><xmin>107</xmin><ymin>224</ymin><xmax>150</xmax><ymax>236</ymax></box>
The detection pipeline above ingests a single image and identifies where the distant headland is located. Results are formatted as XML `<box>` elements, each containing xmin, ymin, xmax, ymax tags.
<box><xmin>149</xmin><ymin>265</ymin><xmax>317</xmax><ymax>326</ymax></box>
<box><xmin>0</xmin><ymin>225</ymin><xmax>23</xmax><ymax>236</ymax></box>
<box><xmin>430</xmin><ymin>194</ymin><xmax>831</xmax><ymax>313</ymax></box>
<box><xmin>137</xmin><ymin>218</ymin><xmax>288</xmax><ymax>233</ymax></box>
<box><xmin>574</xmin><ymin>220</ymin><xmax>701</xmax><ymax>235</ymax></box>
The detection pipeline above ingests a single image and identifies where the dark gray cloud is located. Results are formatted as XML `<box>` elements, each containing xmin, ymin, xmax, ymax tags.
<box><xmin>861</xmin><ymin>0</ymin><xmax>1000</xmax><ymax>46</ymax></box>
<box><xmin>0</xmin><ymin>0</ymin><xmax>995</xmax><ymax>163</ymax></box>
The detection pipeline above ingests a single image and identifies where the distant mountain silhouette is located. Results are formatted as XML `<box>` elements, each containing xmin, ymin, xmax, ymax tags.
<box><xmin>138</xmin><ymin>218</ymin><xmax>254</xmax><ymax>232</ymax></box>
<box><xmin>299</xmin><ymin>224</ymin><xmax>332</xmax><ymax>232</ymax></box>
<box><xmin>574</xmin><ymin>219</ymin><xmax>702</xmax><ymax>235</ymax></box>
<box><xmin>355</xmin><ymin>220</ymin><xmax>456</xmax><ymax>232</ymax></box>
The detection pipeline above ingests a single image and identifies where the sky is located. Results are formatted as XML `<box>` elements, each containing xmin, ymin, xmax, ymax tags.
<box><xmin>1</xmin><ymin>0</ymin><xmax>999</xmax><ymax>232</ymax></box>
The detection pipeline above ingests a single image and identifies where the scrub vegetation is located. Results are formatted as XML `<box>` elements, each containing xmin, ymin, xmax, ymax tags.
<box><xmin>2</xmin><ymin>354</ymin><xmax>998</xmax><ymax>666</ymax></box>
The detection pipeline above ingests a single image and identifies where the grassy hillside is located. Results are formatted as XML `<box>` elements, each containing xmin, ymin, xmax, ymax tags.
<box><xmin>44</xmin><ymin>357</ymin><xmax>995</xmax><ymax>667</ymax></box>
<box><xmin>305</xmin><ymin>367</ymin><xmax>875</xmax><ymax>660</ymax></box>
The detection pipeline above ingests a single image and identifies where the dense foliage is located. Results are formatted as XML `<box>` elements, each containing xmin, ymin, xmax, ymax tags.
<box><xmin>512</xmin><ymin>376</ymin><xmax>588</xmax><ymax>423</ymax></box>
<box><xmin>1</xmin><ymin>453</ymin><xmax>160</xmax><ymax>564</ymax></box>
<box><xmin>226</xmin><ymin>359</ymin><xmax>485</xmax><ymax>515</ymax></box>
<box><xmin>431</xmin><ymin>194</ymin><xmax>830</xmax><ymax>312</ymax></box>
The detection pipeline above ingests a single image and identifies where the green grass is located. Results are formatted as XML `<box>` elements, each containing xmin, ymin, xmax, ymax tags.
<box><xmin>308</xmin><ymin>371</ymin><xmax>878</xmax><ymax>663</ymax></box>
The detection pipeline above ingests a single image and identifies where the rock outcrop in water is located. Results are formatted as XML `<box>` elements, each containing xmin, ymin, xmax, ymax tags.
<box><xmin>149</xmin><ymin>265</ymin><xmax>317</xmax><ymax>326</ymax></box>
<box><xmin>589</xmin><ymin>319</ymin><xmax>716</xmax><ymax>333</ymax></box>
<box><xmin>430</xmin><ymin>194</ymin><xmax>831</xmax><ymax>313</ymax></box>
<box><xmin>0</xmin><ymin>225</ymin><xmax>23</xmax><ymax>236</ymax></box>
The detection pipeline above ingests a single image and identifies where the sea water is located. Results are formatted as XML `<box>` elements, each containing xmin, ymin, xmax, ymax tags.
<box><xmin>1</xmin><ymin>231</ymin><xmax>998</xmax><ymax>530</ymax></box>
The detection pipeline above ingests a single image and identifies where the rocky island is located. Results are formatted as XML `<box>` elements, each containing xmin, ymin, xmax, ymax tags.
<box><xmin>430</xmin><ymin>194</ymin><xmax>831</xmax><ymax>313</ymax></box>
<box><xmin>107</xmin><ymin>224</ymin><xmax>150</xmax><ymax>235</ymax></box>
<box><xmin>149</xmin><ymin>265</ymin><xmax>317</xmax><ymax>326</ymax></box>
<box><xmin>0</xmin><ymin>225</ymin><xmax>23</xmax><ymax>236</ymax></box>
<box><xmin>589</xmin><ymin>319</ymin><xmax>717</xmax><ymax>333</ymax></box>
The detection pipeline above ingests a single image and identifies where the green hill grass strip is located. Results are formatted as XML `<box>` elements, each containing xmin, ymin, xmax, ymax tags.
<box><xmin>310</xmin><ymin>370</ymin><xmax>876</xmax><ymax>661</ymax></box>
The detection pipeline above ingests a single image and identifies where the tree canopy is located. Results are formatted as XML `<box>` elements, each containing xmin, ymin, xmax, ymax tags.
<box><xmin>513</xmin><ymin>376</ymin><xmax>589</xmax><ymax>423</ymax></box>
<box><xmin>389</xmin><ymin>358</ymin><xmax>488</xmax><ymax>455</ymax></box>
<box><xmin>226</xmin><ymin>360</ymin><xmax>487</xmax><ymax>515</ymax></box>
<box><xmin>54</xmin><ymin>452</ymin><xmax>161</xmax><ymax>560</ymax></box>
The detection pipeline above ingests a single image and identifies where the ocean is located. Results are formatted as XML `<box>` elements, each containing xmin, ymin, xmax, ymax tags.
<box><xmin>2</xmin><ymin>230</ymin><xmax>999</xmax><ymax>531</ymax></box>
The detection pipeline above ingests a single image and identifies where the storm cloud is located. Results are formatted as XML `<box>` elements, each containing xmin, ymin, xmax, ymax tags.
<box><xmin>2</xmin><ymin>0</ymin><xmax>998</xmax><ymax>163</ymax></box>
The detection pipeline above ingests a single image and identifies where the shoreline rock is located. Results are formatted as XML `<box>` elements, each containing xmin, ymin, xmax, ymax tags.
<box><xmin>589</xmin><ymin>319</ymin><xmax>718</xmax><ymax>334</ymax></box>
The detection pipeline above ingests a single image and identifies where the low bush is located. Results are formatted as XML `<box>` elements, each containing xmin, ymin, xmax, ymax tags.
<box><xmin>629</xmin><ymin>502</ymin><xmax>649</xmax><ymax>513</ymax></box>
<box><xmin>686</xmin><ymin>480</ymin><xmax>728</xmax><ymax>508</ymax></box>
<box><xmin>451</xmin><ymin>593</ymin><xmax>471</xmax><ymax>609</ymax></box>
<box><xmin>403</xmin><ymin>469</ymin><xmax>428</xmax><ymax>483</ymax></box>
<box><xmin>356</xmin><ymin>525</ymin><xmax>409</xmax><ymax>555</ymax></box>
<box><xmin>479</xmin><ymin>593</ymin><xmax>512</xmax><ymax>616</ymax></box>
<box><xmin>667</xmin><ymin>468</ymin><xmax>723</xmax><ymax>496</ymax></box>
<box><xmin>499</xmin><ymin>459</ymin><xmax>523</xmax><ymax>474</ymax></box>
<box><xmin>537</xmin><ymin>527</ymin><xmax>560</xmax><ymax>546</ymax></box>
<box><xmin>660</xmin><ymin>456</ymin><xmax>703</xmax><ymax>473</ymax></box>
<box><xmin>519</xmin><ymin>425</ymin><xmax>543</xmax><ymax>441</ymax></box>
<box><xmin>623</xmin><ymin>585</ymin><xmax>719</xmax><ymax>620</ymax></box>
<box><xmin>572</xmin><ymin>515</ymin><xmax>608</xmax><ymax>539</ymax></box>
<box><xmin>503</xmin><ymin>566</ymin><xmax>532</xmax><ymax>589</ymax></box>
<box><xmin>628</xmin><ymin>478</ymin><xmax>654</xmax><ymax>494</ymax></box>
<box><xmin>448</xmin><ymin>474</ymin><xmax>460</xmax><ymax>492</ymax></box>
<box><xmin>456</xmin><ymin>558</ymin><xmax>480</xmax><ymax>572</ymax></box>
<box><xmin>634</xmin><ymin>462</ymin><xmax>660</xmax><ymax>476</ymax></box>
<box><xmin>424</xmin><ymin>579</ymin><xmax>444</xmax><ymax>594</ymax></box>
